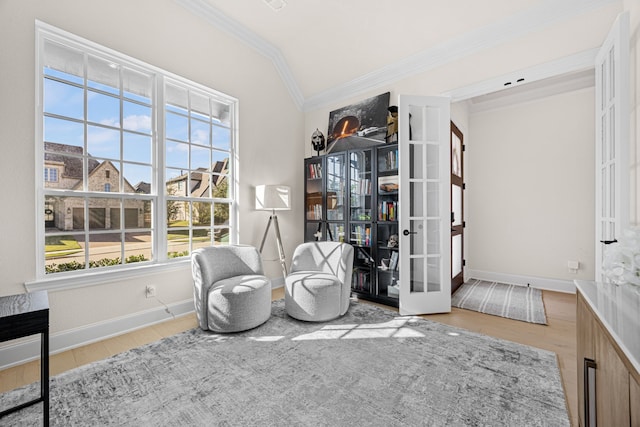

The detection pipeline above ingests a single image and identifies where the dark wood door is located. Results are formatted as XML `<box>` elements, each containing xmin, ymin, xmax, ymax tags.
<box><xmin>451</xmin><ymin>121</ymin><xmax>464</xmax><ymax>293</ymax></box>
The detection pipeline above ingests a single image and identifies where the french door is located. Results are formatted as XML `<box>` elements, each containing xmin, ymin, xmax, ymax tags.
<box><xmin>398</xmin><ymin>95</ymin><xmax>451</xmax><ymax>315</ymax></box>
<box><xmin>595</xmin><ymin>12</ymin><xmax>630</xmax><ymax>281</ymax></box>
<box><xmin>450</xmin><ymin>122</ymin><xmax>464</xmax><ymax>293</ymax></box>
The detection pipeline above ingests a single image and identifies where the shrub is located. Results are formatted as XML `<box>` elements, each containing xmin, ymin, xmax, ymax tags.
<box><xmin>45</xmin><ymin>254</ymin><xmax>147</xmax><ymax>274</ymax></box>
<box><xmin>168</xmin><ymin>250</ymin><xmax>189</xmax><ymax>258</ymax></box>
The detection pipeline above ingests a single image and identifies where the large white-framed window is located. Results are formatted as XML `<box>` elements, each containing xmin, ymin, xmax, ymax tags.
<box><xmin>35</xmin><ymin>22</ymin><xmax>238</xmax><ymax>282</ymax></box>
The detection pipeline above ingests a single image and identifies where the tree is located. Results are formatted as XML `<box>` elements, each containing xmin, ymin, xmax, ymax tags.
<box><xmin>213</xmin><ymin>178</ymin><xmax>229</xmax><ymax>225</ymax></box>
<box><xmin>166</xmin><ymin>185</ymin><xmax>181</xmax><ymax>223</ymax></box>
<box><xmin>193</xmin><ymin>202</ymin><xmax>211</xmax><ymax>225</ymax></box>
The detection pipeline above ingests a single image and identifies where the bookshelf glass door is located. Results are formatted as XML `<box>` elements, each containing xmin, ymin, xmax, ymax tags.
<box><xmin>349</xmin><ymin>149</ymin><xmax>373</xmax><ymax>297</ymax></box>
<box><xmin>325</xmin><ymin>153</ymin><xmax>347</xmax><ymax>244</ymax></box>
<box><xmin>377</xmin><ymin>145</ymin><xmax>399</xmax><ymax>300</ymax></box>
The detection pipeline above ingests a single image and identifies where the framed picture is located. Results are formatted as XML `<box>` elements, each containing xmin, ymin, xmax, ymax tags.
<box><xmin>326</xmin><ymin>92</ymin><xmax>390</xmax><ymax>153</ymax></box>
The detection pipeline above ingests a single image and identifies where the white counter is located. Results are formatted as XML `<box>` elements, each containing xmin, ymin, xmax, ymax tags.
<box><xmin>575</xmin><ymin>280</ymin><xmax>640</xmax><ymax>375</ymax></box>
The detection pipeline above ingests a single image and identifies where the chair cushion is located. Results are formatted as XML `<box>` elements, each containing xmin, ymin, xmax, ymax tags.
<box><xmin>285</xmin><ymin>271</ymin><xmax>343</xmax><ymax>322</ymax></box>
<box><xmin>207</xmin><ymin>274</ymin><xmax>271</xmax><ymax>333</ymax></box>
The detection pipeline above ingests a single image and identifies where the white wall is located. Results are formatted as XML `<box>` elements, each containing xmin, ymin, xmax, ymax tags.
<box><xmin>467</xmin><ymin>88</ymin><xmax>595</xmax><ymax>282</ymax></box>
<box><xmin>0</xmin><ymin>0</ymin><xmax>303</xmax><ymax>341</ymax></box>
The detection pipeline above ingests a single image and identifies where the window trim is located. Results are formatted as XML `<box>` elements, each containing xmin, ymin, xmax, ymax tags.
<box><xmin>33</xmin><ymin>21</ymin><xmax>239</xmax><ymax>288</ymax></box>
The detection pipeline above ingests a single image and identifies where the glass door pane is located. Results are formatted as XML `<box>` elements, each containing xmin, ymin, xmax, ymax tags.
<box><xmin>377</xmin><ymin>145</ymin><xmax>399</xmax><ymax>301</ymax></box>
<box><xmin>305</xmin><ymin>158</ymin><xmax>323</xmax><ymax>221</ymax></box>
<box><xmin>326</xmin><ymin>154</ymin><xmax>345</xmax><ymax>221</ymax></box>
<box><xmin>304</xmin><ymin>157</ymin><xmax>324</xmax><ymax>241</ymax></box>
<box><xmin>349</xmin><ymin>150</ymin><xmax>372</xmax><ymax>222</ymax></box>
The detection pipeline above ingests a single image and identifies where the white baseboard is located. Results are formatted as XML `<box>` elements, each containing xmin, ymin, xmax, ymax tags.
<box><xmin>271</xmin><ymin>276</ymin><xmax>284</xmax><ymax>289</ymax></box>
<box><xmin>465</xmin><ymin>269</ymin><xmax>576</xmax><ymax>294</ymax></box>
<box><xmin>0</xmin><ymin>299</ymin><xmax>194</xmax><ymax>371</ymax></box>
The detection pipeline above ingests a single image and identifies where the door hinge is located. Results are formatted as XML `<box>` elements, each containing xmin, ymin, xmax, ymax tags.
<box><xmin>462</xmin><ymin>183</ymin><xmax>466</xmax><ymax>190</ymax></box>
<box><xmin>462</xmin><ymin>259</ymin><xmax>466</xmax><ymax>266</ymax></box>
<box><xmin>463</xmin><ymin>221</ymin><xmax>466</xmax><ymax>228</ymax></box>
<box><xmin>462</xmin><ymin>144</ymin><xmax>466</xmax><ymax>152</ymax></box>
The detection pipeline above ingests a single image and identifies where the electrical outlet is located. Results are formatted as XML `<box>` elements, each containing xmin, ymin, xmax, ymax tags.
<box><xmin>568</xmin><ymin>260</ymin><xmax>580</xmax><ymax>272</ymax></box>
<box><xmin>145</xmin><ymin>285</ymin><xmax>156</xmax><ymax>298</ymax></box>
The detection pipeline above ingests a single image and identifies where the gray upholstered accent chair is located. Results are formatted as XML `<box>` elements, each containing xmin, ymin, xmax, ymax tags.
<box><xmin>192</xmin><ymin>245</ymin><xmax>271</xmax><ymax>333</ymax></box>
<box><xmin>285</xmin><ymin>241</ymin><xmax>354</xmax><ymax>322</ymax></box>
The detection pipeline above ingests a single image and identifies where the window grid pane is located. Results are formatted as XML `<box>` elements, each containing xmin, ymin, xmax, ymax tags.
<box><xmin>39</xmin><ymin>27</ymin><xmax>237</xmax><ymax>277</ymax></box>
<box><xmin>164</xmin><ymin>80</ymin><xmax>233</xmax><ymax>258</ymax></box>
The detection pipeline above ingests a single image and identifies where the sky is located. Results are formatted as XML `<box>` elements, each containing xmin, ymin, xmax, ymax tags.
<box><xmin>43</xmin><ymin>67</ymin><xmax>231</xmax><ymax>188</ymax></box>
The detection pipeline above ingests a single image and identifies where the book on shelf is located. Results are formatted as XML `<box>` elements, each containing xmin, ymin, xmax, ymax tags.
<box><xmin>355</xmin><ymin>178</ymin><xmax>371</xmax><ymax>195</ymax></box>
<box><xmin>351</xmin><ymin>225</ymin><xmax>371</xmax><ymax>246</ymax></box>
<box><xmin>308</xmin><ymin>163</ymin><xmax>322</xmax><ymax>179</ymax></box>
<box><xmin>382</xmin><ymin>149</ymin><xmax>398</xmax><ymax>171</ymax></box>
<box><xmin>306</xmin><ymin>204</ymin><xmax>322</xmax><ymax>220</ymax></box>
<box><xmin>351</xmin><ymin>269</ymin><xmax>370</xmax><ymax>292</ymax></box>
<box><xmin>378</xmin><ymin>201</ymin><xmax>398</xmax><ymax>221</ymax></box>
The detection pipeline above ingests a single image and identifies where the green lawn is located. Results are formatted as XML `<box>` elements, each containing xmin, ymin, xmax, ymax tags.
<box><xmin>45</xmin><ymin>235</ymin><xmax>82</xmax><ymax>252</ymax></box>
<box><xmin>167</xmin><ymin>221</ymin><xmax>227</xmax><ymax>242</ymax></box>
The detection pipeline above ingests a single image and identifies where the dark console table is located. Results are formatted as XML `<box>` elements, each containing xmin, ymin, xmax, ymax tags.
<box><xmin>0</xmin><ymin>290</ymin><xmax>49</xmax><ymax>425</ymax></box>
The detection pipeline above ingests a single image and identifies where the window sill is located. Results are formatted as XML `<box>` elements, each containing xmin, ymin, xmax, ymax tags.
<box><xmin>25</xmin><ymin>259</ymin><xmax>191</xmax><ymax>293</ymax></box>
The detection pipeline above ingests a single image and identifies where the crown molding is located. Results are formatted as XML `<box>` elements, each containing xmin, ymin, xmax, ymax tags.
<box><xmin>177</xmin><ymin>0</ymin><xmax>618</xmax><ymax>112</ymax></box>
<box><xmin>175</xmin><ymin>0</ymin><xmax>304</xmax><ymax>109</ymax></box>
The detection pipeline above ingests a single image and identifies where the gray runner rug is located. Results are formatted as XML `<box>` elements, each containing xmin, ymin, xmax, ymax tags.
<box><xmin>452</xmin><ymin>279</ymin><xmax>547</xmax><ymax>324</ymax></box>
<box><xmin>0</xmin><ymin>300</ymin><xmax>567</xmax><ymax>426</ymax></box>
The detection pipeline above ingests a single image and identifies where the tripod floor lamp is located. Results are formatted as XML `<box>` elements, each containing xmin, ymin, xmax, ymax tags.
<box><xmin>256</xmin><ymin>184</ymin><xmax>290</xmax><ymax>277</ymax></box>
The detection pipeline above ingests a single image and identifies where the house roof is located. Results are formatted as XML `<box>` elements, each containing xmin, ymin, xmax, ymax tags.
<box><xmin>44</xmin><ymin>142</ymin><xmax>100</xmax><ymax>178</ymax></box>
<box><xmin>134</xmin><ymin>182</ymin><xmax>151</xmax><ymax>194</ymax></box>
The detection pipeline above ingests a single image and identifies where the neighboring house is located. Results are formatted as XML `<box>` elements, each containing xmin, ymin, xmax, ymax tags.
<box><xmin>133</xmin><ymin>181</ymin><xmax>151</xmax><ymax>194</ymax></box>
<box><xmin>165</xmin><ymin>158</ymin><xmax>229</xmax><ymax>223</ymax></box>
<box><xmin>44</xmin><ymin>142</ymin><xmax>146</xmax><ymax>231</ymax></box>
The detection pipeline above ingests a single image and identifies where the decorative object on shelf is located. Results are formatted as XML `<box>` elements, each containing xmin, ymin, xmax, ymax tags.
<box><xmin>256</xmin><ymin>184</ymin><xmax>291</xmax><ymax>277</ymax></box>
<box><xmin>389</xmin><ymin>251</ymin><xmax>399</xmax><ymax>270</ymax></box>
<box><xmin>378</xmin><ymin>175</ymin><xmax>398</xmax><ymax>193</ymax></box>
<box><xmin>313</xmin><ymin>223</ymin><xmax>322</xmax><ymax>241</ymax></box>
<box><xmin>602</xmin><ymin>227</ymin><xmax>640</xmax><ymax>287</ymax></box>
<box><xmin>310</xmin><ymin>128</ymin><xmax>325</xmax><ymax>156</ymax></box>
<box><xmin>386</xmin><ymin>105</ymin><xmax>398</xmax><ymax>143</ymax></box>
<box><xmin>326</xmin><ymin>92</ymin><xmax>390</xmax><ymax>153</ymax></box>
<box><xmin>388</xmin><ymin>234</ymin><xmax>399</xmax><ymax>248</ymax></box>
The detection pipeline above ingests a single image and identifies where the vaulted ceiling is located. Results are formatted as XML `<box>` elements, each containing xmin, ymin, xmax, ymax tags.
<box><xmin>177</xmin><ymin>0</ymin><xmax>621</xmax><ymax>110</ymax></box>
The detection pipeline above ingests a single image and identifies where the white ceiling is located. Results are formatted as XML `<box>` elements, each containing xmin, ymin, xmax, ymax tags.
<box><xmin>177</xmin><ymin>0</ymin><xmax>620</xmax><ymax>110</ymax></box>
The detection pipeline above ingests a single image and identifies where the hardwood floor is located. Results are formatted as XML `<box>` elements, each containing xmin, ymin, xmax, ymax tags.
<box><xmin>0</xmin><ymin>288</ymin><xmax>577</xmax><ymax>426</ymax></box>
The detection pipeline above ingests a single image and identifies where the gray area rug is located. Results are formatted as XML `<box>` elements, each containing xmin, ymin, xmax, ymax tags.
<box><xmin>452</xmin><ymin>279</ymin><xmax>548</xmax><ymax>325</ymax></box>
<box><xmin>0</xmin><ymin>300</ymin><xmax>567</xmax><ymax>426</ymax></box>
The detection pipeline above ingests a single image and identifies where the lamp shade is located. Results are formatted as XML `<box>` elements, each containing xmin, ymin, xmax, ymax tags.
<box><xmin>255</xmin><ymin>185</ymin><xmax>291</xmax><ymax>210</ymax></box>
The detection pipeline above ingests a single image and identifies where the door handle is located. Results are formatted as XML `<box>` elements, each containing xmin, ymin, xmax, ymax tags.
<box><xmin>600</xmin><ymin>239</ymin><xmax>618</xmax><ymax>245</ymax></box>
<box><xmin>403</xmin><ymin>229</ymin><xmax>417</xmax><ymax>236</ymax></box>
